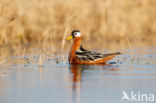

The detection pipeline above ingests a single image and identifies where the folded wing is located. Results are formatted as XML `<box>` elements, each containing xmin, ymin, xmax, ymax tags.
<box><xmin>76</xmin><ymin>46</ymin><xmax>120</xmax><ymax>61</ymax></box>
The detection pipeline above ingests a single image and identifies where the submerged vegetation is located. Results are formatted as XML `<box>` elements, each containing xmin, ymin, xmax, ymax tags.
<box><xmin>0</xmin><ymin>0</ymin><xmax>155</xmax><ymax>51</ymax></box>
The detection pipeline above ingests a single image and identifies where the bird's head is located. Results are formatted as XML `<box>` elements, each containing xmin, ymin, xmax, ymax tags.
<box><xmin>66</xmin><ymin>30</ymin><xmax>81</xmax><ymax>40</ymax></box>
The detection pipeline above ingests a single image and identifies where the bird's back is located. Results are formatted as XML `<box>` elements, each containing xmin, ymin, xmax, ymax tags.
<box><xmin>75</xmin><ymin>46</ymin><xmax>121</xmax><ymax>62</ymax></box>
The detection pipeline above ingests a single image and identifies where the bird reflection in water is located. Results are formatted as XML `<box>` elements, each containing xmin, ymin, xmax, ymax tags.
<box><xmin>69</xmin><ymin>63</ymin><xmax>117</xmax><ymax>103</ymax></box>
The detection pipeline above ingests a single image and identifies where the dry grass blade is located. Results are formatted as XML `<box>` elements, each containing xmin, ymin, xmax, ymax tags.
<box><xmin>61</xmin><ymin>28</ymin><xmax>69</xmax><ymax>49</ymax></box>
<box><xmin>39</xmin><ymin>50</ymin><xmax>43</xmax><ymax>67</ymax></box>
<box><xmin>120</xmin><ymin>25</ymin><xmax>133</xmax><ymax>59</ymax></box>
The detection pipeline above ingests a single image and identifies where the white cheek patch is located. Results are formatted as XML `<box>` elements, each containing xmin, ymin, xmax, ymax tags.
<box><xmin>75</xmin><ymin>32</ymin><xmax>81</xmax><ymax>37</ymax></box>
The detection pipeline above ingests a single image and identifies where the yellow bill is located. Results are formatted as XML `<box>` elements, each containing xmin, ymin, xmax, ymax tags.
<box><xmin>66</xmin><ymin>36</ymin><xmax>72</xmax><ymax>40</ymax></box>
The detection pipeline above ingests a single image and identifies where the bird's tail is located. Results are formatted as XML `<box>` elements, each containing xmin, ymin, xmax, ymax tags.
<box><xmin>103</xmin><ymin>52</ymin><xmax>121</xmax><ymax>57</ymax></box>
<box><xmin>102</xmin><ymin>52</ymin><xmax>121</xmax><ymax>61</ymax></box>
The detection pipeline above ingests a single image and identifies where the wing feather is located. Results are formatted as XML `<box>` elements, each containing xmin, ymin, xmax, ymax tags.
<box><xmin>76</xmin><ymin>46</ymin><xmax>103</xmax><ymax>61</ymax></box>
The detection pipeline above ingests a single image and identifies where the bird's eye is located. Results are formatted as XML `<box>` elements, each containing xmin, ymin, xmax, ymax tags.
<box><xmin>74</xmin><ymin>32</ymin><xmax>77</xmax><ymax>36</ymax></box>
<box><xmin>73</xmin><ymin>32</ymin><xmax>81</xmax><ymax>37</ymax></box>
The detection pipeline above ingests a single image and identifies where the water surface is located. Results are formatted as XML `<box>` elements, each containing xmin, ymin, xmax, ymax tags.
<box><xmin>0</xmin><ymin>47</ymin><xmax>156</xmax><ymax>103</ymax></box>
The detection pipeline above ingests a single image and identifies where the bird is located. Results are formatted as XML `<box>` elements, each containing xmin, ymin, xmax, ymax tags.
<box><xmin>66</xmin><ymin>30</ymin><xmax>121</xmax><ymax>64</ymax></box>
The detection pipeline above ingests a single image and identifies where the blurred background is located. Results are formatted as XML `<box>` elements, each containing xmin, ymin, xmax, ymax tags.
<box><xmin>0</xmin><ymin>0</ymin><xmax>155</xmax><ymax>51</ymax></box>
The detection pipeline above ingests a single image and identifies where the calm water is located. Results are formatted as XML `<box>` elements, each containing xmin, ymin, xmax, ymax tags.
<box><xmin>0</xmin><ymin>47</ymin><xmax>156</xmax><ymax>103</ymax></box>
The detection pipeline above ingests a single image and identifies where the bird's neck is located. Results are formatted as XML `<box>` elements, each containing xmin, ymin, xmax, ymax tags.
<box><xmin>68</xmin><ymin>37</ymin><xmax>82</xmax><ymax>63</ymax></box>
<box><xmin>71</xmin><ymin>37</ymin><xmax>82</xmax><ymax>51</ymax></box>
